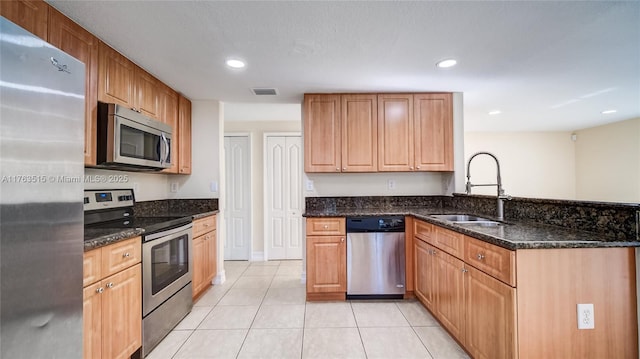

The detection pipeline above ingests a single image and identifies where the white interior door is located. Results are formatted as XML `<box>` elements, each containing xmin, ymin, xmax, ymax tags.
<box><xmin>266</xmin><ymin>135</ymin><xmax>303</xmax><ymax>260</ymax></box>
<box><xmin>224</xmin><ymin>135</ymin><xmax>251</xmax><ymax>260</ymax></box>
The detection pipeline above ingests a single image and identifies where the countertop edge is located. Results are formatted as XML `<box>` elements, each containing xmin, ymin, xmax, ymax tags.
<box><xmin>303</xmin><ymin>210</ymin><xmax>640</xmax><ymax>250</ymax></box>
<box><xmin>84</xmin><ymin>228</ymin><xmax>146</xmax><ymax>252</ymax></box>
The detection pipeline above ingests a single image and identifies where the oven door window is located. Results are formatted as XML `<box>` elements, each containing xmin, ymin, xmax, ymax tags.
<box><xmin>150</xmin><ymin>234</ymin><xmax>189</xmax><ymax>295</ymax></box>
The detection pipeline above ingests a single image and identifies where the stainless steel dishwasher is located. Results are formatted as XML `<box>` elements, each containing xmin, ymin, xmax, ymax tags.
<box><xmin>346</xmin><ymin>216</ymin><xmax>405</xmax><ymax>299</ymax></box>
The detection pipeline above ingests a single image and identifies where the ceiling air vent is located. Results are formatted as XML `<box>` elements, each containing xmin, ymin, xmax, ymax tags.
<box><xmin>252</xmin><ymin>88</ymin><xmax>278</xmax><ymax>96</ymax></box>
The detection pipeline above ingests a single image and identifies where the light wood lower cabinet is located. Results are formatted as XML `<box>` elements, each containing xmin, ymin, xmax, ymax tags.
<box><xmin>83</xmin><ymin>236</ymin><xmax>142</xmax><ymax>359</ymax></box>
<box><xmin>413</xmin><ymin>219</ymin><xmax>637</xmax><ymax>359</ymax></box>
<box><xmin>192</xmin><ymin>215</ymin><xmax>217</xmax><ymax>299</ymax></box>
<box><xmin>465</xmin><ymin>265</ymin><xmax>516</xmax><ymax>359</ymax></box>
<box><xmin>414</xmin><ymin>238</ymin><xmax>436</xmax><ymax>310</ymax></box>
<box><xmin>306</xmin><ymin>217</ymin><xmax>347</xmax><ymax>301</ymax></box>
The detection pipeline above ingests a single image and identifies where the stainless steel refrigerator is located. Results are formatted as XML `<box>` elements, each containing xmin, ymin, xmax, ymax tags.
<box><xmin>1</xmin><ymin>17</ymin><xmax>85</xmax><ymax>358</ymax></box>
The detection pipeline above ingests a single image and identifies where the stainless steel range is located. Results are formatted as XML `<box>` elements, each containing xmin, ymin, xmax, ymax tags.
<box><xmin>84</xmin><ymin>189</ymin><xmax>193</xmax><ymax>357</ymax></box>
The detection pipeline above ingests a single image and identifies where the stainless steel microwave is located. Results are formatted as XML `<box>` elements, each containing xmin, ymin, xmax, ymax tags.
<box><xmin>96</xmin><ymin>102</ymin><xmax>172</xmax><ymax>171</ymax></box>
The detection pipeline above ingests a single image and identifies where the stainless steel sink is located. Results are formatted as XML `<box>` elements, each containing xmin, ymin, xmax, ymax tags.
<box><xmin>430</xmin><ymin>214</ymin><xmax>503</xmax><ymax>225</ymax></box>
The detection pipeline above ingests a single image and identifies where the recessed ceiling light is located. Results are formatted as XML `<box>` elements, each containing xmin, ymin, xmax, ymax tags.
<box><xmin>436</xmin><ymin>59</ymin><xmax>457</xmax><ymax>68</ymax></box>
<box><xmin>225</xmin><ymin>58</ymin><xmax>245</xmax><ymax>69</ymax></box>
<box><xmin>488</xmin><ymin>110</ymin><xmax>502</xmax><ymax>115</ymax></box>
<box><xmin>601</xmin><ymin>109</ymin><xmax>617</xmax><ymax>114</ymax></box>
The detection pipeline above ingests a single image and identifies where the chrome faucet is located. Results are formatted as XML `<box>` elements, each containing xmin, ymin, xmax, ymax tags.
<box><xmin>465</xmin><ymin>151</ymin><xmax>512</xmax><ymax>221</ymax></box>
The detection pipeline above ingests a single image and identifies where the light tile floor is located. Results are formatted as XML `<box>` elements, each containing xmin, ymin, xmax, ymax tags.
<box><xmin>147</xmin><ymin>260</ymin><xmax>469</xmax><ymax>359</ymax></box>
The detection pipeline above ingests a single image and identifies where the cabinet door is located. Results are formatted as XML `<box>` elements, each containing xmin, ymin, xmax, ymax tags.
<box><xmin>83</xmin><ymin>282</ymin><xmax>103</xmax><ymax>359</ymax></box>
<box><xmin>304</xmin><ymin>94</ymin><xmax>341</xmax><ymax>172</ymax></box>
<box><xmin>378</xmin><ymin>94</ymin><xmax>414</xmax><ymax>171</ymax></box>
<box><xmin>102</xmin><ymin>264</ymin><xmax>142</xmax><ymax>359</ymax></box>
<box><xmin>177</xmin><ymin>95</ymin><xmax>192</xmax><ymax>174</ymax></box>
<box><xmin>160</xmin><ymin>85</ymin><xmax>179</xmax><ymax>173</ymax></box>
<box><xmin>192</xmin><ymin>235</ymin><xmax>206</xmax><ymax>298</ymax></box>
<box><xmin>306</xmin><ymin>235</ymin><xmax>346</xmax><ymax>293</ymax></box>
<box><xmin>98</xmin><ymin>42</ymin><xmax>135</xmax><ymax>108</ymax></box>
<box><xmin>0</xmin><ymin>0</ymin><xmax>48</xmax><ymax>41</ymax></box>
<box><xmin>414</xmin><ymin>93</ymin><xmax>453</xmax><ymax>171</ymax></box>
<box><xmin>48</xmin><ymin>8</ymin><xmax>99</xmax><ymax>166</ymax></box>
<box><xmin>435</xmin><ymin>251</ymin><xmax>466</xmax><ymax>343</ymax></box>
<box><xmin>205</xmin><ymin>230</ymin><xmax>217</xmax><ymax>284</ymax></box>
<box><xmin>414</xmin><ymin>239</ymin><xmax>436</xmax><ymax>310</ymax></box>
<box><xmin>465</xmin><ymin>266</ymin><xmax>516</xmax><ymax>359</ymax></box>
<box><xmin>135</xmin><ymin>67</ymin><xmax>160</xmax><ymax>119</ymax></box>
<box><xmin>341</xmin><ymin>94</ymin><xmax>377</xmax><ymax>172</ymax></box>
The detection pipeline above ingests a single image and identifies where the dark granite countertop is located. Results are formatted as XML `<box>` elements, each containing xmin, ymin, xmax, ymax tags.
<box><xmin>84</xmin><ymin>210</ymin><xmax>219</xmax><ymax>251</ymax></box>
<box><xmin>303</xmin><ymin>207</ymin><xmax>640</xmax><ymax>250</ymax></box>
<box><xmin>84</xmin><ymin>228</ymin><xmax>146</xmax><ymax>251</ymax></box>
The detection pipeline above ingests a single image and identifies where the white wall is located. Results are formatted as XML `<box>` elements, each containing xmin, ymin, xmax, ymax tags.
<box><xmin>224</xmin><ymin>120</ymin><xmax>302</xmax><ymax>253</ymax></box>
<box><xmin>574</xmin><ymin>117</ymin><xmax>640</xmax><ymax>203</ymax></box>
<box><xmin>464</xmin><ymin>132</ymin><xmax>576</xmax><ymax>199</ymax></box>
<box><xmin>84</xmin><ymin>168</ymin><xmax>170</xmax><ymax>201</ymax></box>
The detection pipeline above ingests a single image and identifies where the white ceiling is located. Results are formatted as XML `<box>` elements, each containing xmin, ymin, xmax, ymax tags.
<box><xmin>47</xmin><ymin>1</ymin><xmax>639</xmax><ymax>131</ymax></box>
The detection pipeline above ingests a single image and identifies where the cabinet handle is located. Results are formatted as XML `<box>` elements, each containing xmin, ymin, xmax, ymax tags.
<box><xmin>432</xmin><ymin>250</ymin><xmax>437</xmax><ymax>255</ymax></box>
<box><xmin>416</xmin><ymin>166</ymin><xmax>421</xmax><ymax>169</ymax></box>
<box><xmin>410</xmin><ymin>166</ymin><xmax>414</xmax><ymax>170</ymax></box>
<box><xmin>461</xmin><ymin>268</ymin><xmax>468</xmax><ymax>273</ymax></box>
<box><xmin>342</xmin><ymin>167</ymin><xmax>346</xmax><ymax>171</ymax></box>
<box><xmin>341</xmin><ymin>237</ymin><xmax>345</xmax><ymax>242</ymax></box>
<box><xmin>323</xmin><ymin>225</ymin><xmax>328</xmax><ymax>229</ymax></box>
<box><xmin>477</xmin><ymin>253</ymin><xmax>485</xmax><ymax>260</ymax></box>
<box><xmin>96</xmin><ymin>287</ymin><xmax>104</xmax><ymax>294</ymax></box>
<box><xmin>204</xmin><ymin>223</ymin><xmax>210</xmax><ymax>227</ymax></box>
<box><xmin>132</xmin><ymin>107</ymin><xmax>137</xmax><ymax>112</ymax></box>
<box><xmin>122</xmin><ymin>252</ymin><xmax>130</xmax><ymax>258</ymax></box>
<box><xmin>336</xmin><ymin>168</ymin><xmax>340</xmax><ymax>172</ymax></box>
<box><xmin>106</xmin><ymin>282</ymin><xmax>114</xmax><ymax>289</ymax></box>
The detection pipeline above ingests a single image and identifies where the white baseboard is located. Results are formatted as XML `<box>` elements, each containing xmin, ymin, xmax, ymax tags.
<box><xmin>214</xmin><ymin>270</ymin><xmax>226</xmax><ymax>285</ymax></box>
<box><xmin>251</xmin><ymin>251</ymin><xmax>265</xmax><ymax>261</ymax></box>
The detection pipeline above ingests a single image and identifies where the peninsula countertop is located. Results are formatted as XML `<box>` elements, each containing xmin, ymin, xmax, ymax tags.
<box><xmin>303</xmin><ymin>207</ymin><xmax>640</xmax><ymax>250</ymax></box>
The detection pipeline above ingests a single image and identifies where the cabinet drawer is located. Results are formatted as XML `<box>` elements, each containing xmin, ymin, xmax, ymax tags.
<box><xmin>464</xmin><ymin>236</ymin><xmax>516</xmax><ymax>286</ymax></box>
<box><xmin>414</xmin><ymin>220</ymin><xmax>433</xmax><ymax>242</ymax></box>
<box><xmin>101</xmin><ymin>236</ymin><xmax>141</xmax><ymax>278</ymax></box>
<box><xmin>193</xmin><ymin>215</ymin><xmax>216</xmax><ymax>238</ymax></box>
<box><xmin>433</xmin><ymin>226</ymin><xmax>464</xmax><ymax>259</ymax></box>
<box><xmin>83</xmin><ymin>248</ymin><xmax>102</xmax><ymax>287</ymax></box>
<box><xmin>306</xmin><ymin>217</ymin><xmax>346</xmax><ymax>236</ymax></box>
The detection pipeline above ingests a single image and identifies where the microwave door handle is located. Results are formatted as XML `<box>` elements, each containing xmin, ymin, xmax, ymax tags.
<box><xmin>161</xmin><ymin>133</ymin><xmax>170</xmax><ymax>164</ymax></box>
<box><xmin>158</xmin><ymin>133</ymin><xmax>166</xmax><ymax>165</ymax></box>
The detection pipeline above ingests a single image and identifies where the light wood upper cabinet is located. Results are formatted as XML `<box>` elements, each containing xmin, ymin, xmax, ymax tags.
<box><xmin>378</xmin><ymin>94</ymin><xmax>414</xmax><ymax>171</ymax></box>
<box><xmin>341</xmin><ymin>94</ymin><xmax>377</xmax><ymax>172</ymax></box>
<box><xmin>414</xmin><ymin>93</ymin><xmax>453</xmax><ymax>171</ymax></box>
<box><xmin>98</xmin><ymin>41</ymin><xmax>135</xmax><ymax>108</ymax></box>
<box><xmin>48</xmin><ymin>8</ymin><xmax>99</xmax><ymax>166</ymax></box>
<box><xmin>0</xmin><ymin>0</ymin><xmax>49</xmax><ymax>41</ymax></box>
<box><xmin>160</xmin><ymin>85</ymin><xmax>179</xmax><ymax>174</ymax></box>
<box><xmin>134</xmin><ymin>67</ymin><xmax>160</xmax><ymax>119</ymax></box>
<box><xmin>177</xmin><ymin>95</ymin><xmax>192</xmax><ymax>174</ymax></box>
<box><xmin>304</xmin><ymin>94</ymin><xmax>341</xmax><ymax>172</ymax></box>
<box><xmin>98</xmin><ymin>42</ymin><xmax>162</xmax><ymax>120</ymax></box>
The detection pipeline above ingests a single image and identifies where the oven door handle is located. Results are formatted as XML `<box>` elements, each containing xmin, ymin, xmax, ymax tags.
<box><xmin>144</xmin><ymin>222</ymin><xmax>193</xmax><ymax>243</ymax></box>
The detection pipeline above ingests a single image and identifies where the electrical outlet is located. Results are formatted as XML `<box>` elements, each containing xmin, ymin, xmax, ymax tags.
<box><xmin>170</xmin><ymin>182</ymin><xmax>178</xmax><ymax>193</ymax></box>
<box><xmin>388</xmin><ymin>179</ymin><xmax>396</xmax><ymax>190</ymax></box>
<box><xmin>577</xmin><ymin>303</ymin><xmax>595</xmax><ymax>329</ymax></box>
<box><xmin>209</xmin><ymin>181</ymin><xmax>218</xmax><ymax>193</ymax></box>
<box><xmin>306</xmin><ymin>180</ymin><xmax>314</xmax><ymax>191</ymax></box>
